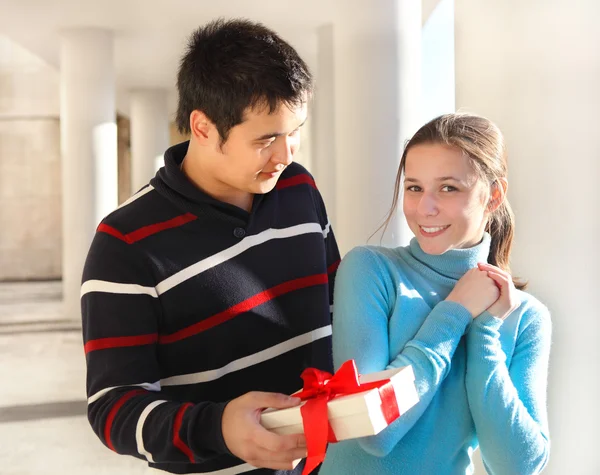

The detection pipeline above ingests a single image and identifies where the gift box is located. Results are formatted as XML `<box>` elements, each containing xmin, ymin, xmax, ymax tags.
<box><xmin>260</xmin><ymin>364</ymin><xmax>419</xmax><ymax>440</ymax></box>
<box><xmin>260</xmin><ymin>360</ymin><xmax>419</xmax><ymax>475</ymax></box>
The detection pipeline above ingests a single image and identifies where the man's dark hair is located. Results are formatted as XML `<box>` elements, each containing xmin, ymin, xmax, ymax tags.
<box><xmin>176</xmin><ymin>18</ymin><xmax>313</xmax><ymax>141</ymax></box>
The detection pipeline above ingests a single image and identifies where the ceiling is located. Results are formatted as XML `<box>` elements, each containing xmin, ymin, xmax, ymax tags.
<box><xmin>0</xmin><ymin>0</ymin><xmax>440</xmax><ymax>115</ymax></box>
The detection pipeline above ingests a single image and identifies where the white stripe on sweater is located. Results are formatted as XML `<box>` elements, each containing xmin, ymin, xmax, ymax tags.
<box><xmin>322</xmin><ymin>220</ymin><xmax>331</xmax><ymax>238</ymax></box>
<box><xmin>81</xmin><ymin>280</ymin><xmax>158</xmax><ymax>298</ymax></box>
<box><xmin>161</xmin><ymin>325</ymin><xmax>332</xmax><ymax>387</ymax></box>
<box><xmin>88</xmin><ymin>381</ymin><xmax>161</xmax><ymax>405</ymax></box>
<box><xmin>156</xmin><ymin>222</ymin><xmax>326</xmax><ymax>295</ymax></box>
<box><xmin>136</xmin><ymin>399</ymin><xmax>168</xmax><ymax>463</ymax></box>
<box><xmin>116</xmin><ymin>184</ymin><xmax>154</xmax><ymax>210</ymax></box>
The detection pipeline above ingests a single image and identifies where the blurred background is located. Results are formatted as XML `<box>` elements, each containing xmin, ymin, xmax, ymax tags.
<box><xmin>0</xmin><ymin>0</ymin><xmax>598</xmax><ymax>473</ymax></box>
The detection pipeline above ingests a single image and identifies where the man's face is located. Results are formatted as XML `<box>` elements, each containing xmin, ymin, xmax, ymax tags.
<box><xmin>210</xmin><ymin>102</ymin><xmax>307</xmax><ymax>196</ymax></box>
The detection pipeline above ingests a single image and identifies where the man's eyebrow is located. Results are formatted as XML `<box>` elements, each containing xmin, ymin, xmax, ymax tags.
<box><xmin>254</xmin><ymin>119</ymin><xmax>307</xmax><ymax>141</ymax></box>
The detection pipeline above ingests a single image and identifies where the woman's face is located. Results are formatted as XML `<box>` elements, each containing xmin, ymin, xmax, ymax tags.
<box><xmin>402</xmin><ymin>143</ymin><xmax>491</xmax><ymax>255</ymax></box>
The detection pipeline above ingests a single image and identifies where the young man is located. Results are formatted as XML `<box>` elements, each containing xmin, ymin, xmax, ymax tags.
<box><xmin>82</xmin><ymin>19</ymin><xmax>340</xmax><ymax>475</ymax></box>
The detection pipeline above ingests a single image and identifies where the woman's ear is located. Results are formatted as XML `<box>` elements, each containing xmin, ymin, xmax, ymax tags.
<box><xmin>488</xmin><ymin>178</ymin><xmax>508</xmax><ymax>213</ymax></box>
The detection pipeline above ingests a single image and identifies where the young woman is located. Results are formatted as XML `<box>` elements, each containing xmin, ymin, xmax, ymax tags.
<box><xmin>320</xmin><ymin>113</ymin><xmax>551</xmax><ymax>474</ymax></box>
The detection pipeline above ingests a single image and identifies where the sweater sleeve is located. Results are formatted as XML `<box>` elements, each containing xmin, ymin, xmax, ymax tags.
<box><xmin>82</xmin><ymin>228</ymin><xmax>230</xmax><ymax>464</ymax></box>
<box><xmin>332</xmin><ymin>247</ymin><xmax>472</xmax><ymax>457</ymax></box>
<box><xmin>465</xmin><ymin>305</ymin><xmax>551</xmax><ymax>475</ymax></box>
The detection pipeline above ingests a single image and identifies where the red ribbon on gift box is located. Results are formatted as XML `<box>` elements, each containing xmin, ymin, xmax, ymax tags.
<box><xmin>294</xmin><ymin>360</ymin><xmax>400</xmax><ymax>475</ymax></box>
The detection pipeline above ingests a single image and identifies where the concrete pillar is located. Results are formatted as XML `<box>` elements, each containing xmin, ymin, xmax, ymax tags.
<box><xmin>333</xmin><ymin>0</ymin><xmax>421</xmax><ymax>254</ymax></box>
<box><xmin>312</xmin><ymin>24</ymin><xmax>337</xmax><ymax>228</ymax></box>
<box><xmin>130</xmin><ymin>89</ymin><xmax>169</xmax><ymax>192</ymax></box>
<box><xmin>60</xmin><ymin>29</ymin><xmax>117</xmax><ymax>320</ymax></box>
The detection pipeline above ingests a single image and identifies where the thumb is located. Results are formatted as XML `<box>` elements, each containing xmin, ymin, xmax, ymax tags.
<box><xmin>249</xmin><ymin>391</ymin><xmax>302</xmax><ymax>410</ymax></box>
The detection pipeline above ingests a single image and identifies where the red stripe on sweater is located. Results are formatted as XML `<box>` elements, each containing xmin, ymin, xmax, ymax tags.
<box><xmin>97</xmin><ymin>224</ymin><xmax>130</xmax><ymax>243</ymax></box>
<box><xmin>276</xmin><ymin>174</ymin><xmax>317</xmax><ymax>190</ymax></box>
<box><xmin>173</xmin><ymin>403</ymin><xmax>195</xmax><ymax>463</ymax></box>
<box><xmin>84</xmin><ymin>333</ymin><xmax>158</xmax><ymax>354</ymax></box>
<box><xmin>97</xmin><ymin>213</ymin><xmax>197</xmax><ymax>244</ymax></box>
<box><xmin>104</xmin><ymin>389</ymin><xmax>146</xmax><ymax>451</ymax></box>
<box><xmin>126</xmin><ymin>213</ymin><xmax>197</xmax><ymax>243</ymax></box>
<box><xmin>327</xmin><ymin>260</ymin><xmax>341</xmax><ymax>275</ymax></box>
<box><xmin>159</xmin><ymin>273</ymin><xmax>329</xmax><ymax>344</ymax></box>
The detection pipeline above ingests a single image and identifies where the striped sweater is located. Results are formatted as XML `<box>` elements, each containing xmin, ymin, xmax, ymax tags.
<box><xmin>81</xmin><ymin>141</ymin><xmax>340</xmax><ymax>474</ymax></box>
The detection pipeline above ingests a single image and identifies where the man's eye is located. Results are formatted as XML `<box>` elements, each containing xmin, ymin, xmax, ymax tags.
<box><xmin>260</xmin><ymin>140</ymin><xmax>275</xmax><ymax>148</ymax></box>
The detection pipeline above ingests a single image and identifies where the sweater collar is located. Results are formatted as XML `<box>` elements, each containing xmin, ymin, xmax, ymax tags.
<box><xmin>407</xmin><ymin>232</ymin><xmax>492</xmax><ymax>281</ymax></box>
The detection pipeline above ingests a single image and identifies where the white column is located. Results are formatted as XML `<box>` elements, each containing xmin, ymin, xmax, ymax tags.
<box><xmin>60</xmin><ymin>29</ymin><xmax>117</xmax><ymax>320</ymax></box>
<box><xmin>333</xmin><ymin>0</ymin><xmax>421</xmax><ymax>254</ymax></box>
<box><xmin>130</xmin><ymin>89</ymin><xmax>169</xmax><ymax>192</ymax></box>
<box><xmin>312</xmin><ymin>24</ymin><xmax>337</xmax><ymax>228</ymax></box>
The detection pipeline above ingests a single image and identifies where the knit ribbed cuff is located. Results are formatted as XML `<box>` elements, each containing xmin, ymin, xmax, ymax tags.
<box><xmin>188</xmin><ymin>401</ymin><xmax>232</xmax><ymax>458</ymax></box>
<box><xmin>472</xmin><ymin>310</ymin><xmax>504</xmax><ymax>331</ymax></box>
<box><xmin>467</xmin><ymin>311</ymin><xmax>505</xmax><ymax>362</ymax></box>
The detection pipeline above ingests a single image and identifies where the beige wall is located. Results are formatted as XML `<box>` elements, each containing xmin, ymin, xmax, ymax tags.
<box><xmin>0</xmin><ymin>36</ymin><xmax>61</xmax><ymax>280</ymax></box>
<box><xmin>0</xmin><ymin>119</ymin><xmax>62</xmax><ymax>280</ymax></box>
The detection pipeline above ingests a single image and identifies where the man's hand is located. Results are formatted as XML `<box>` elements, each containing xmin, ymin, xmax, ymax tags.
<box><xmin>222</xmin><ymin>391</ymin><xmax>307</xmax><ymax>470</ymax></box>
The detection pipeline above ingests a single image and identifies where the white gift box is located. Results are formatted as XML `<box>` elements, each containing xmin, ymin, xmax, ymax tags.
<box><xmin>260</xmin><ymin>366</ymin><xmax>419</xmax><ymax>440</ymax></box>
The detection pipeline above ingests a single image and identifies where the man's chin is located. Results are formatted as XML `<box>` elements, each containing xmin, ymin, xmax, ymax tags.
<box><xmin>252</xmin><ymin>179</ymin><xmax>278</xmax><ymax>195</ymax></box>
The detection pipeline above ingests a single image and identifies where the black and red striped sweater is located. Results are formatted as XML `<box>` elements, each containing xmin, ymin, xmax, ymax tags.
<box><xmin>81</xmin><ymin>141</ymin><xmax>340</xmax><ymax>474</ymax></box>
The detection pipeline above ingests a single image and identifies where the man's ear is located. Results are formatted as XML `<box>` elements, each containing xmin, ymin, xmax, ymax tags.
<box><xmin>488</xmin><ymin>178</ymin><xmax>508</xmax><ymax>213</ymax></box>
<box><xmin>189</xmin><ymin>110</ymin><xmax>215</xmax><ymax>144</ymax></box>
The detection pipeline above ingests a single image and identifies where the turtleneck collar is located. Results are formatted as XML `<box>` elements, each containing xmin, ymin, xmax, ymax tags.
<box><xmin>406</xmin><ymin>232</ymin><xmax>492</xmax><ymax>282</ymax></box>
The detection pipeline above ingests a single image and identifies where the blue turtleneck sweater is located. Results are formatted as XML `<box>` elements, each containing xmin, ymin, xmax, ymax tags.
<box><xmin>320</xmin><ymin>234</ymin><xmax>551</xmax><ymax>475</ymax></box>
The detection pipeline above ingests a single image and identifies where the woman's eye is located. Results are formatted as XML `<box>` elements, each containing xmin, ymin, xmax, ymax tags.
<box><xmin>441</xmin><ymin>185</ymin><xmax>458</xmax><ymax>192</ymax></box>
<box><xmin>406</xmin><ymin>186</ymin><xmax>421</xmax><ymax>192</ymax></box>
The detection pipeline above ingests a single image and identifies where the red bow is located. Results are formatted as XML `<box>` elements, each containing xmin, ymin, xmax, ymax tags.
<box><xmin>295</xmin><ymin>360</ymin><xmax>400</xmax><ymax>475</ymax></box>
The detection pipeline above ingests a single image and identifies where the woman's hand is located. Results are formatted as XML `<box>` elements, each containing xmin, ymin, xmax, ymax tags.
<box><xmin>477</xmin><ymin>263</ymin><xmax>521</xmax><ymax>320</ymax></box>
<box><xmin>446</xmin><ymin>267</ymin><xmax>500</xmax><ymax>318</ymax></box>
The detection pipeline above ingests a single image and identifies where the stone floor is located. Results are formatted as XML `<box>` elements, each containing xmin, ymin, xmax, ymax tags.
<box><xmin>0</xmin><ymin>281</ymin><xmax>158</xmax><ymax>474</ymax></box>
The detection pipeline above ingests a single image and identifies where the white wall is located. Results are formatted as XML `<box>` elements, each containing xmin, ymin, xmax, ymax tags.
<box><xmin>456</xmin><ymin>1</ymin><xmax>600</xmax><ymax>473</ymax></box>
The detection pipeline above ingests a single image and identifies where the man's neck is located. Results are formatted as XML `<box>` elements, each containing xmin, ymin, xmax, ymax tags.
<box><xmin>181</xmin><ymin>149</ymin><xmax>253</xmax><ymax>213</ymax></box>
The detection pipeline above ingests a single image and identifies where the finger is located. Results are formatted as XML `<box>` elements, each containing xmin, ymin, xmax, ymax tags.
<box><xmin>255</xmin><ymin>427</ymin><xmax>306</xmax><ymax>452</ymax></box>
<box><xmin>486</xmin><ymin>270</ymin><xmax>509</xmax><ymax>291</ymax></box>
<box><xmin>252</xmin><ymin>445</ymin><xmax>308</xmax><ymax>464</ymax></box>
<box><xmin>478</xmin><ymin>262</ymin><xmax>511</xmax><ymax>279</ymax></box>
<box><xmin>249</xmin><ymin>391</ymin><xmax>302</xmax><ymax>410</ymax></box>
